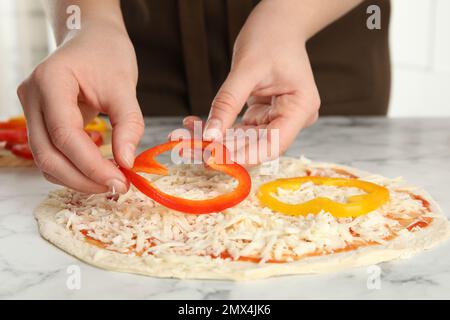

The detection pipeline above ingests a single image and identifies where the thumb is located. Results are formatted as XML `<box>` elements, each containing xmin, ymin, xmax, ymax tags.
<box><xmin>204</xmin><ymin>69</ymin><xmax>255</xmax><ymax>141</ymax></box>
<box><xmin>108</xmin><ymin>92</ymin><xmax>144</xmax><ymax>169</ymax></box>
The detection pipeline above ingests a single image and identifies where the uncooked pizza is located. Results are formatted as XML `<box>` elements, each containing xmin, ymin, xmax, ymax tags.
<box><xmin>35</xmin><ymin>140</ymin><xmax>450</xmax><ymax>280</ymax></box>
<box><xmin>0</xmin><ymin>116</ymin><xmax>112</xmax><ymax>167</ymax></box>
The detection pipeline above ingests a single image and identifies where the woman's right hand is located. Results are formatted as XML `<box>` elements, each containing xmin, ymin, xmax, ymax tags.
<box><xmin>17</xmin><ymin>21</ymin><xmax>144</xmax><ymax>194</ymax></box>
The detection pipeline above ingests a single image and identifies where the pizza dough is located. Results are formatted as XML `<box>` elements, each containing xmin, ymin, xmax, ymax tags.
<box><xmin>34</xmin><ymin>157</ymin><xmax>450</xmax><ymax>280</ymax></box>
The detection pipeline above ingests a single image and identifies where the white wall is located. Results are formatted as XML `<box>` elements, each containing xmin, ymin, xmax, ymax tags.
<box><xmin>0</xmin><ymin>0</ymin><xmax>449</xmax><ymax>118</ymax></box>
<box><xmin>0</xmin><ymin>0</ymin><xmax>48</xmax><ymax>118</ymax></box>
<box><xmin>389</xmin><ymin>0</ymin><xmax>450</xmax><ymax>117</ymax></box>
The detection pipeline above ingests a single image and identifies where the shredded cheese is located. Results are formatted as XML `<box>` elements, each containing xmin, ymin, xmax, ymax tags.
<box><xmin>50</xmin><ymin>158</ymin><xmax>431</xmax><ymax>262</ymax></box>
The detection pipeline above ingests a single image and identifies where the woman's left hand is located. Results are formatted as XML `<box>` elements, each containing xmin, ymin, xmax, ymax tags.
<box><xmin>176</xmin><ymin>0</ymin><xmax>321</xmax><ymax>164</ymax></box>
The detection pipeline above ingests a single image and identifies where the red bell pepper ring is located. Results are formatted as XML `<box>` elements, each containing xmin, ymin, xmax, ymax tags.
<box><xmin>0</xmin><ymin>127</ymin><xmax>28</xmax><ymax>144</ymax></box>
<box><xmin>120</xmin><ymin>140</ymin><xmax>252</xmax><ymax>214</ymax></box>
<box><xmin>9</xmin><ymin>143</ymin><xmax>33</xmax><ymax>160</ymax></box>
<box><xmin>1</xmin><ymin>129</ymin><xmax>103</xmax><ymax>160</ymax></box>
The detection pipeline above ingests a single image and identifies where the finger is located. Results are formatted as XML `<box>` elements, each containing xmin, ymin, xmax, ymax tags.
<box><xmin>247</xmin><ymin>95</ymin><xmax>271</xmax><ymax>106</ymax></box>
<box><xmin>215</xmin><ymin>123</ymin><xmax>277</xmax><ymax>167</ymax></box>
<box><xmin>266</xmin><ymin>94</ymin><xmax>317</xmax><ymax>155</ymax></box>
<box><xmin>168</xmin><ymin>116</ymin><xmax>203</xmax><ymax>141</ymax></box>
<box><xmin>79</xmin><ymin>101</ymin><xmax>100</xmax><ymax>124</ymax></box>
<box><xmin>108</xmin><ymin>90</ymin><xmax>145</xmax><ymax>170</ymax></box>
<box><xmin>40</xmin><ymin>74</ymin><xmax>128</xmax><ymax>193</ymax></box>
<box><xmin>42</xmin><ymin>172</ymin><xmax>64</xmax><ymax>186</ymax></box>
<box><xmin>305</xmin><ymin>111</ymin><xmax>319</xmax><ymax>128</ymax></box>
<box><xmin>182</xmin><ymin>116</ymin><xmax>202</xmax><ymax>132</ymax></box>
<box><xmin>204</xmin><ymin>69</ymin><xmax>256</xmax><ymax>141</ymax></box>
<box><xmin>223</xmin><ymin>124</ymin><xmax>267</xmax><ymax>166</ymax></box>
<box><xmin>23</xmin><ymin>100</ymin><xmax>108</xmax><ymax>193</ymax></box>
<box><xmin>168</xmin><ymin>128</ymin><xmax>192</xmax><ymax>141</ymax></box>
<box><xmin>242</xmin><ymin>104</ymin><xmax>272</xmax><ymax>126</ymax></box>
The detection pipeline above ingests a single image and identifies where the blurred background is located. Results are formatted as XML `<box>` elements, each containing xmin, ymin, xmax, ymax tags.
<box><xmin>0</xmin><ymin>0</ymin><xmax>449</xmax><ymax>119</ymax></box>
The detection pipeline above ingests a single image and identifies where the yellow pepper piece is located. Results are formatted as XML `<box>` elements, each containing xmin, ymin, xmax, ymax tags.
<box><xmin>5</xmin><ymin>116</ymin><xmax>26</xmax><ymax>127</ymax></box>
<box><xmin>84</xmin><ymin>117</ymin><xmax>108</xmax><ymax>132</ymax></box>
<box><xmin>257</xmin><ymin>176</ymin><xmax>390</xmax><ymax>218</ymax></box>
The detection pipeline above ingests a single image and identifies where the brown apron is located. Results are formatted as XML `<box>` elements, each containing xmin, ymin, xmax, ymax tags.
<box><xmin>121</xmin><ymin>0</ymin><xmax>390</xmax><ymax>117</ymax></box>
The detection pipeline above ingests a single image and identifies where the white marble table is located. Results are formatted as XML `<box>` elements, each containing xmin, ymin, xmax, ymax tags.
<box><xmin>1</xmin><ymin>117</ymin><xmax>449</xmax><ymax>300</ymax></box>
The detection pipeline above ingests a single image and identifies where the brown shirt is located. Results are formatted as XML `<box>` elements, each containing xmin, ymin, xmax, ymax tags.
<box><xmin>121</xmin><ymin>0</ymin><xmax>391</xmax><ymax>117</ymax></box>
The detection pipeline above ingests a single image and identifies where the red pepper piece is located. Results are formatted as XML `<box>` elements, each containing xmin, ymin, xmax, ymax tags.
<box><xmin>0</xmin><ymin>128</ymin><xmax>28</xmax><ymax>144</ymax></box>
<box><xmin>2</xmin><ymin>130</ymin><xmax>103</xmax><ymax>160</ymax></box>
<box><xmin>120</xmin><ymin>140</ymin><xmax>251</xmax><ymax>214</ymax></box>
<box><xmin>9</xmin><ymin>143</ymin><xmax>33</xmax><ymax>160</ymax></box>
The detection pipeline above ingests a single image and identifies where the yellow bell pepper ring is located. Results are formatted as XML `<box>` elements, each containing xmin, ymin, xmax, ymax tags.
<box><xmin>84</xmin><ymin>117</ymin><xmax>108</xmax><ymax>132</ymax></box>
<box><xmin>257</xmin><ymin>176</ymin><xmax>390</xmax><ymax>218</ymax></box>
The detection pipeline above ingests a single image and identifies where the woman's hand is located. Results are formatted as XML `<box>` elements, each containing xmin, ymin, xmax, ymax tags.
<box><xmin>17</xmin><ymin>19</ymin><xmax>144</xmax><ymax>193</ymax></box>
<box><xmin>180</xmin><ymin>0</ymin><xmax>362</xmax><ymax>164</ymax></box>
<box><xmin>181</xmin><ymin>0</ymin><xmax>321</xmax><ymax>163</ymax></box>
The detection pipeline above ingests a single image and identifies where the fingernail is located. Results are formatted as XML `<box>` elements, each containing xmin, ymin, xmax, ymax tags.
<box><xmin>123</xmin><ymin>143</ymin><xmax>135</xmax><ymax>168</ymax></box>
<box><xmin>182</xmin><ymin>117</ymin><xmax>191</xmax><ymax>126</ymax></box>
<box><xmin>106</xmin><ymin>179</ymin><xmax>128</xmax><ymax>194</ymax></box>
<box><xmin>203</xmin><ymin>118</ymin><xmax>222</xmax><ymax>141</ymax></box>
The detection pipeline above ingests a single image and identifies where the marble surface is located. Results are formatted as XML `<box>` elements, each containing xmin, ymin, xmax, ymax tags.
<box><xmin>1</xmin><ymin>116</ymin><xmax>450</xmax><ymax>300</ymax></box>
